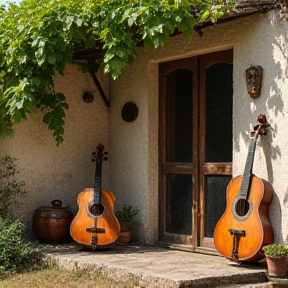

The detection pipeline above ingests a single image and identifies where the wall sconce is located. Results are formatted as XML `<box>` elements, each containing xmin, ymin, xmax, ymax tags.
<box><xmin>245</xmin><ymin>65</ymin><xmax>263</xmax><ymax>99</ymax></box>
<box><xmin>82</xmin><ymin>92</ymin><xmax>94</xmax><ymax>103</ymax></box>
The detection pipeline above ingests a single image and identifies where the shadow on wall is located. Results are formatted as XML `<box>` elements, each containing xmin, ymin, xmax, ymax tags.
<box><xmin>268</xmin><ymin>13</ymin><xmax>288</xmax><ymax>244</ymax></box>
<box><xmin>234</xmin><ymin>11</ymin><xmax>288</xmax><ymax>243</ymax></box>
<box><xmin>262</xmin><ymin>130</ymin><xmax>282</xmax><ymax>243</ymax></box>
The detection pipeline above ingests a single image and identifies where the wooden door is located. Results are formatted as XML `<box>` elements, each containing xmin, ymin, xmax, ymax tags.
<box><xmin>159</xmin><ymin>50</ymin><xmax>233</xmax><ymax>250</ymax></box>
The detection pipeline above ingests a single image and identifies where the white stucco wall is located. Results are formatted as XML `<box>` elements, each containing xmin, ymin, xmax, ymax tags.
<box><xmin>0</xmin><ymin>65</ymin><xmax>110</xmax><ymax>239</ymax></box>
<box><xmin>1</xmin><ymin>9</ymin><xmax>288</xmax><ymax>247</ymax></box>
<box><xmin>109</xmin><ymin>10</ymin><xmax>288</xmax><ymax>244</ymax></box>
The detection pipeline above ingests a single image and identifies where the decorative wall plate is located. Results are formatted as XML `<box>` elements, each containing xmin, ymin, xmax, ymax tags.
<box><xmin>82</xmin><ymin>92</ymin><xmax>94</xmax><ymax>103</ymax></box>
<box><xmin>121</xmin><ymin>102</ymin><xmax>138</xmax><ymax>122</ymax></box>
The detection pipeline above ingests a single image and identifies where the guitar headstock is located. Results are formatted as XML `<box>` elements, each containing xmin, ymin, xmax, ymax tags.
<box><xmin>251</xmin><ymin>114</ymin><xmax>268</xmax><ymax>138</ymax></box>
<box><xmin>91</xmin><ymin>143</ymin><xmax>108</xmax><ymax>162</ymax></box>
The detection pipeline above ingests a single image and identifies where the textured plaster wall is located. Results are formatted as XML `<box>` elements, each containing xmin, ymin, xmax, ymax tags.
<box><xmin>0</xmin><ymin>65</ymin><xmax>110</xmax><ymax>239</ymax></box>
<box><xmin>109</xmin><ymin>10</ymin><xmax>288</xmax><ymax>244</ymax></box>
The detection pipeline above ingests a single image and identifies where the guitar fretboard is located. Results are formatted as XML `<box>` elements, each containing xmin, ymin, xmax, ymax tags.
<box><xmin>239</xmin><ymin>137</ymin><xmax>257</xmax><ymax>199</ymax></box>
<box><xmin>93</xmin><ymin>159</ymin><xmax>102</xmax><ymax>204</ymax></box>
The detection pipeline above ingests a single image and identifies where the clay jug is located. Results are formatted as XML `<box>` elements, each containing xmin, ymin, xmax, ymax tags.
<box><xmin>33</xmin><ymin>199</ymin><xmax>74</xmax><ymax>243</ymax></box>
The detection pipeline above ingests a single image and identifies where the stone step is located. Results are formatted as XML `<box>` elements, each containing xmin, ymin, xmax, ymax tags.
<box><xmin>218</xmin><ymin>280</ymin><xmax>288</xmax><ymax>288</ymax></box>
<box><xmin>38</xmin><ymin>243</ymin><xmax>274</xmax><ymax>288</ymax></box>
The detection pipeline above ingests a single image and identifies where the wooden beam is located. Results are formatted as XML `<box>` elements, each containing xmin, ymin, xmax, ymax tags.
<box><xmin>89</xmin><ymin>71</ymin><xmax>110</xmax><ymax>108</ymax></box>
<box><xmin>73</xmin><ymin>49</ymin><xmax>105</xmax><ymax>61</ymax></box>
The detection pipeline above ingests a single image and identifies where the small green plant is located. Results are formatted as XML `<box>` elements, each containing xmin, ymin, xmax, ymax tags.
<box><xmin>0</xmin><ymin>155</ymin><xmax>42</xmax><ymax>278</ymax></box>
<box><xmin>0</xmin><ymin>155</ymin><xmax>27</xmax><ymax>218</ymax></box>
<box><xmin>263</xmin><ymin>243</ymin><xmax>288</xmax><ymax>257</ymax></box>
<box><xmin>115</xmin><ymin>204</ymin><xmax>139</xmax><ymax>223</ymax></box>
<box><xmin>0</xmin><ymin>217</ymin><xmax>43</xmax><ymax>278</ymax></box>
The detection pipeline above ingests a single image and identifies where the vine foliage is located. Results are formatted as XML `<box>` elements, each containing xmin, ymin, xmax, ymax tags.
<box><xmin>0</xmin><ymin>155</ymin><xmax>27</xmax><ymax>218</ymax></box>
<box><xmin>0</xmin><ymin>0</ymin><xmax>236</xmax><ymax>145</ymax></box>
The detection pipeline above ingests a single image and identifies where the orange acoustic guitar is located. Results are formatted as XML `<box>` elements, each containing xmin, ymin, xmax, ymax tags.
<box><xmin>214</xmin><ymin>114</ymin><xmax>274</xmax><ymax>263</ymax></box>
<box><xmin>70</xmin><ymin>143</ymin><xmax>120</xmax><ymax>249</ymax></box>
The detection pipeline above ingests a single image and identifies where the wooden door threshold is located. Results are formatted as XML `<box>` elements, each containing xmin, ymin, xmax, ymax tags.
<box><xmin>155</xmin><ymin>241</ymin><xmax>220</xmax><ymax>257</ymax></box>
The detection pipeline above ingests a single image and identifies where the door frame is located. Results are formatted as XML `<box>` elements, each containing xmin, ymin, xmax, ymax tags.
<box><xmin>158</xmin><ymin>50</ymin><xmax>233</xmax><ymax>252</ymax></box>
<box><xmin>158</xmin><ymin>57</ymin><xmax>199</xmax><ymax>247</ymax></box>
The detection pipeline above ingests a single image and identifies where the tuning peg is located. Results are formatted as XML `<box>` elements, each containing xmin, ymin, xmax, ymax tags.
<box><xmin>104</xmin><ymin>157</ymin><xmax>108</xmax><ymax>161</ymax></box>
<box><xmin>92</xmin><ymin>152</ymin><xmax>96</xmax><ymax>155</ymax></box>
<box><xmin>91</xmin><ymin>159</ymin><xmax>96</xmax><ymax>162</ymax></box>
<box><xmin>104</xmin><ymin>152</ymin><xmax>108</xmax><ymax>155</ymax></box>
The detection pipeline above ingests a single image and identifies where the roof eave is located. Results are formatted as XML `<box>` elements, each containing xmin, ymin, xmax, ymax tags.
<box><xmin>195</xmin><ymin>0</ymin><xmax>279</xmax><ymax>34</ymax></box>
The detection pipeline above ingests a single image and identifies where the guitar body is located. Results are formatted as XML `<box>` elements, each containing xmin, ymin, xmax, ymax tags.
<box><xmin>70</xmin><ymin>188</ymin><xmax>120</xmax><ymax>248</ymax></box>
<box><xmin>70</xmin><ymin>143</ymin><xmax>120</xmax><ymax>249</ymax></box>
<box><xmin>214</xmin><ymin>174</ymin><xmax>274</xmax><ymax>262</ymax></box>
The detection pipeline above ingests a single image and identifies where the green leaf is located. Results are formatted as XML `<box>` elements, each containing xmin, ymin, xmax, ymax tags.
<box><xmin>55</xmin><ymin>135</ymin><xmax>63</xmax><ymax>146</ymax></box>
<box><xmin>47</xmin><ymin>54</ymin><xmax>57</xmax><ymax>64</ymax></box>
<box><xmin>43</xmin><ymin>112</ymin><xmax>52</xmax><ymax>124</ymax></box>
<box><xmin>12</xmin><ymin>110</ymin><xmax>22</xmax><ymax>124</ymax></box>
<box><xmin>75</xmin><ymin>18</ymin><xmax>83</xmax><ymax>27</ymax></box>
<box><xmin>60</xmin><ymin>102</ymin><xmax>69</xmax><ymax>110</ymax></box>
<box><xmin>200</xmin><ymin>10</ymin><xmax>210</xmax><ymax>22</ymax></box>
<box><xmin>38</xmin><ymin>40</ymin><xmax>46</xmax><ymax>48</ymax></box>
<box><xmin>15</xmin><ymin>98</ymin><xmax>24</xmax><ymax>109</ymax></box>
<box><xmin>32</xmin><ymin>77</ymin><xmax>41</xmax><ymax>87</ymax></box>
<box><xmin>128</xmin><ymin>13</ymin><xmax>137</xmax><ymax>27</ymax></box>
<box><xmin>54</xmin><ymin>125</ymin><xmax>64</xmax><ymax>135</ymax></box>
<box><xmin>55</xmin><ymin>93</ymin><xmax>65</xmax><ymax>102</ymax></box>
<box><xmin>53</xmin><ymin>106</ymin><xmax>65</xmax><ymax>118</ymax></box>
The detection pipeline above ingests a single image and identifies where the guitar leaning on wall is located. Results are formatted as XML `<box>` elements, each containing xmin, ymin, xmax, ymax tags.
<box><xmin>213</xmin><ymin>114</ymin><xmax>274</xmax><ymax>263</ymax></box>
<box><xmin>70</xmin><ymin>143</ymin><xmax>120</xmax><ymax>249</ymax></box>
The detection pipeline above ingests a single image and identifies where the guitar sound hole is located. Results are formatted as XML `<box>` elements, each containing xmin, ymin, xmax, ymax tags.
<box><xmin>90</xmin><ymin>203</ymin><xmax>104</xmax><ymax>216</ymax></box>
<box><xmin>235</xmin><ymin>199</ymin><xmax>249</xmax><ymax>216</ymax></box>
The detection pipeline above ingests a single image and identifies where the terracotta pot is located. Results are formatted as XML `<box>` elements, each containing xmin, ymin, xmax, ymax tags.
<box><xmin>118</xmin><ymin>230</ymin><xmax>132</xmax><ymax>244</ymax></box>
<box><xmin>119</xmin><ymin>220</ymin><xmax>131</xmax><ymax>231</ymax></box>
<box><xmin>266</xmin><ymin>256</ymin><xmax>288</xmax><ymax>278</ymax></box>
<box><xmin>33</xmin><ymin>199</ymin><xmax>74</xmax><ymax>243</ymax></box>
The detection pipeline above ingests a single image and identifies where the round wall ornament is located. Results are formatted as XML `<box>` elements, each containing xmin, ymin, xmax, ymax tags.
<box><xmin>82</xmin><ymin>92</ymin><xmax>94</xmax><ymax>103</ymax></box>
<box><xmin>121</xmin><ymin>102</ymin><xmax>138</xmax><ymax>122</ymax></box>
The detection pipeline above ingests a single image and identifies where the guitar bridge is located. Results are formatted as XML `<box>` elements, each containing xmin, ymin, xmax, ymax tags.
<box><xmin>86</xmin><ymin>227</ymin><xmax>106</xmax><ymax>233</ymax></box>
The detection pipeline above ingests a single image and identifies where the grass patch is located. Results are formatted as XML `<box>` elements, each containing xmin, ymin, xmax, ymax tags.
<box><xmin>0</xmin><ymin>263</ymin><xmax>139</xmax><ymax>288</ymax></box>
<box><xmin>0</xmin><ymin>265</ymin><xmax>110</xmax><ymax>288</ymax></box>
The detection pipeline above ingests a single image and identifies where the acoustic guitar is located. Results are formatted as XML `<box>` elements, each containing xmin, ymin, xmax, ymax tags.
<box><xmin>70</xmin><ymin>143</ymin><xmax>120</xmax><ymax>249</ymax></box>
<box><xmin>213</xmin><ymin>114</ymin><xmax>274</xmax><ymax>263</ymax></box>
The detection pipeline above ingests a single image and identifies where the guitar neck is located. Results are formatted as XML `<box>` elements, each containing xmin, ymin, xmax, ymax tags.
<box><xmin>94</xmin><ymin>159</ymin><xmax>102</xmax><ymax>204</ymax></box>
<box><xmin>239</xmin><ymin>137</ymin><xmax>257</xmax><ymax>198</ymax></box>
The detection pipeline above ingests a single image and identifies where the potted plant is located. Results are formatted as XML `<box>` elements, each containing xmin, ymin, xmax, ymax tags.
<box><xmin>263</xmin><ymin>243</ymin><xmax>288</xmax><ymax>278</ymax></box>
<box><xmin>115</xmin><ymin>204</ymin><xmax>139</xmax><ymax>244</ymax></box>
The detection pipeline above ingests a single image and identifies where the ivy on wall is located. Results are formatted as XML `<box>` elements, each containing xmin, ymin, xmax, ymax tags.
<box><xmin>0</xmin><ymin>0</ymin><xmax>236</xmax><ymax>145</ymax></box>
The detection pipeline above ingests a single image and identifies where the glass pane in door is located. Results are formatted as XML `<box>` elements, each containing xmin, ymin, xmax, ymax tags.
<box><xmin>204</xmin><ymin>175</ymin><xmax>231</xmax><ymax>237</ymax></box>
<box><xmin>165</xmin><ymin>174</ymin><xmax>192</xmax><ymax>235</ymax></box>
<box><xmin>165</xmin><ymin>69</ymin><xmax>193</xmax><ymax>162</ymax></box>
<box><xmin>205</xmin><ymin>63</ymin><xmax>233</xmax><ymax>162</ymax></box>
